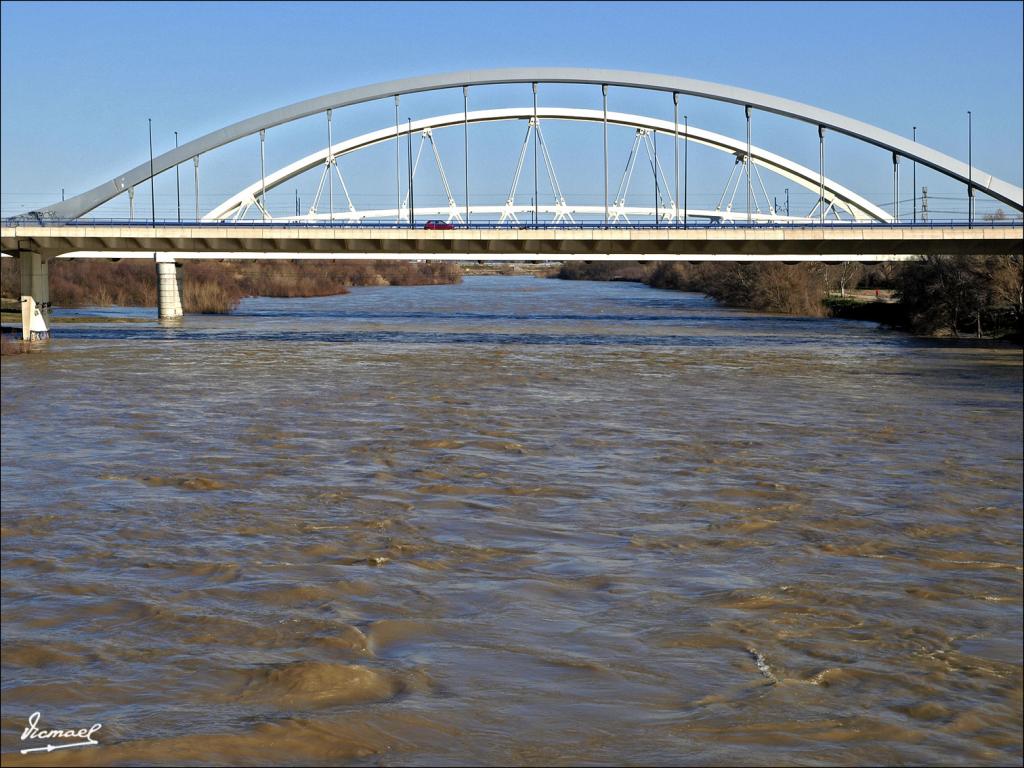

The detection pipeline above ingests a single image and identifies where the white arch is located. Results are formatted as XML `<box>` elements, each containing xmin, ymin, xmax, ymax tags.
<box><xmin>31</xmin><ymin>67</ymin><xmax>1022</xmax><ymax>219</ymax></box>
<box><xmin>206</xmin><ymin>107</ymin><xmax>891</xmax><ymax>223</ymax></box>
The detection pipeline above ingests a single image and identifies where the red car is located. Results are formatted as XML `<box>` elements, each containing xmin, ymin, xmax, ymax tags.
<box><xmin>424</xmin><ymin>219</ymin><xmax>455</xmax><ymax>230</ymax></box>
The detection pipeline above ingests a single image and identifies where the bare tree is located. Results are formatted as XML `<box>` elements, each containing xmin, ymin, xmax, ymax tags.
<box><xmin>895</xmin><ymin>255</ymin><xmax>1023</xmax><ymax>338</ymax></box>
<box><xmin>836</xmin><ymin>262</ymin><xmax>864</xmax><ymax>298</ymax></box>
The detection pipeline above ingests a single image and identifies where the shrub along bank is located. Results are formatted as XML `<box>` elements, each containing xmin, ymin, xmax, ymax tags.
<box><xmin>0</xmin><ymin>259</ymin><xmax>462</xmax><ymax>314</ymax></box>
<box><xmin>553</xmin><ymin>257</ymin><xmax>1023</xmax><ymax>340</ymax></box>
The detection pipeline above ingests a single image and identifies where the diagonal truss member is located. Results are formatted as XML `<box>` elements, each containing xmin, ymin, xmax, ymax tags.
<box><xmin>400</xmin><ymin>128</ymin><xmax>464</xmax><ymax>223</ymax></box>
<box><xmin>308</xmin><ymin>153</ymin><xmax>356</xmax><ymax>217</ymax></box>
<box><xmin>611</xmin><ymin>128</ymin><xmax>675</xmax><ymax>222</ymax></box>
<box><xmin>500</xmin><ymin>118</ymin><xmax>574</xmax><ymax>223</ymax></box>
<box><xmin>714</xmin><ymin>151</ymin><xmax>822</xmax><ymax>220</ymax></box>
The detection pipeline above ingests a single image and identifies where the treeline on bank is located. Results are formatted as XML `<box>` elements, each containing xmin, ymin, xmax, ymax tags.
<box><xmin>555</xmin><ymin>257</ymin><xmax>1024</xmax><ymax>340</ymax></box>
<box><xmin>0</xmin><ymin>259</ymin><xmax>462</xmax><ymax>314</ymax></box>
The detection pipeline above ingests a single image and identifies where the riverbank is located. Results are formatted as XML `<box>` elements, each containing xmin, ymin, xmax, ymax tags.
<box><xmin>0</xmin><ymin>259</ymin><xmax>462</xmax><ymax>314</ymax></box>
<box><xmin>459</xmin><ymin>262</ymin><xmax>557</xmax><ymax>277</ymax></box>
<box><xmin>3</xmin><ymin>258</ymin><xmax>1019</xmax><ymax>342</ymax></box>
<box><xmin>553</xmin><ymin>259</ymin><xmax>1023</xmax><ymax>341</ymax></box>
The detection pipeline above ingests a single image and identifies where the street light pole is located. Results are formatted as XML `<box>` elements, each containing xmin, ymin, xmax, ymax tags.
<box><xmin>148</xmin><ymin>118</ymin><xmax>155</xmax><ymax>223</ymax></box>
<box><xmin>174</xmin><ymin>131</ymin><xmax>181</xmax><ymax>223</ymax></box>
<box><xmin>912</xmin><ymin>126</ymin><xmax>917</xmax><ymax>223</ymax></box>
<box><xmin>967</xmin><ymin>110</ymin><xmax>973</xmax><ymax>227</ymax></box>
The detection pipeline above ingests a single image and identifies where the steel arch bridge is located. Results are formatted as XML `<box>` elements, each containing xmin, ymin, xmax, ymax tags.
<box><xmin>27</xmin><ymin>67</ymin><xmax>1024</xmax><ymax>225</ymax></box>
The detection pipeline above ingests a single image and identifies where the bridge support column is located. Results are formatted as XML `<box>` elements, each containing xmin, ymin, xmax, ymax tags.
<box><xmin>19</xmin><ymin>251</ymin><xmax>50</xmax><ymax>342</ymax></box>
<box><xmin>155</xmin><ymin>254</ymin><xmax>183</xmax><ymax>320</ymax></box>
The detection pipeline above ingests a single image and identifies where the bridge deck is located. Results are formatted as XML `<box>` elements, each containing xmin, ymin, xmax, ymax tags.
<box><xmin>2</xmin><ymin>223</ymin><xmax>1021</xmax><ymax>259</ymax></box>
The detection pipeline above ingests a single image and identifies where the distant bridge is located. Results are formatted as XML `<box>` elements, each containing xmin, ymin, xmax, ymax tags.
<box><xmin>3</xmin><ymin>67</ymin><xmax>1022</xmax><ymax>338</ymax></box>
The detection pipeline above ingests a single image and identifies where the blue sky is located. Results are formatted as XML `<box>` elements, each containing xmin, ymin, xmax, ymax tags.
<box><xmin>1</xmin><ymin>1</ymin><xmax>1021</xmax><ymax>219</ymax></box>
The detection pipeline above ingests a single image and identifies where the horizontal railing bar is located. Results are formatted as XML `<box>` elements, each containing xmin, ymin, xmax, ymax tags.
<box><xmin>3</xmin><ymin>218</ymin><xmax>1021</xmax><ymax>230</ymax></box>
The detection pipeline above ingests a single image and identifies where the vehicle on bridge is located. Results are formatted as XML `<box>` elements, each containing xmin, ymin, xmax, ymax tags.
<box><xmin>424</xmin><ymin>219</ymin><xmax>455</xmax><ymax>230</ymax></box>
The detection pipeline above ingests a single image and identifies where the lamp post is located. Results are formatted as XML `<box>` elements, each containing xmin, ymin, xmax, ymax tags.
<box><xmin>967</xmin><ymin>110</ymin><xmax>973</xmax><ymax>227</ymax></box>
<box><xmin>174</xmin><ymin>131</ymin><xmax>181</xmax><ymax>222</ymax></box>
<box><xmin>912</xmin><ymin>126</ymin><xmax>916</xmax><ymax>224</ymax></box>
<box><xmin>148</xmin><ymin>118</ymin><xmax>155</xmax><ymax>223</ymax></box>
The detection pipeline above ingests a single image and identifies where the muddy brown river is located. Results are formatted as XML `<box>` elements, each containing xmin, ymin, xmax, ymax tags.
<box><xmin>1</xmin><ymin>276</ymin><xmax>1021</xmax><ymax>766</ymax></box>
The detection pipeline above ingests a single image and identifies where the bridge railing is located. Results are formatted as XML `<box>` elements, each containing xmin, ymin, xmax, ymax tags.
<box><xmin>3</xmin><ymin>217</ymin><xmax>1022</xmax><ymax>230</ymax></box>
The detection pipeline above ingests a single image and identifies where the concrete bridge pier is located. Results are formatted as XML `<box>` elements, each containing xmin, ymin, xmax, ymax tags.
<box><xmin>155</xmin><ymin>253</ymin><xmax>183</xmax><ymax>320</ymax></box>
<box><xmin>19</xmin><ymin>251</ymin><xmax>50</xmax><ymax>341</ymax></box>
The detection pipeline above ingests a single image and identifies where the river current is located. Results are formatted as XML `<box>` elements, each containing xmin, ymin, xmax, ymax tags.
<box><xmin>2</xmin><ymin>276</ymin><xmax>1021</xmax><ymax>766</ymax></box>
